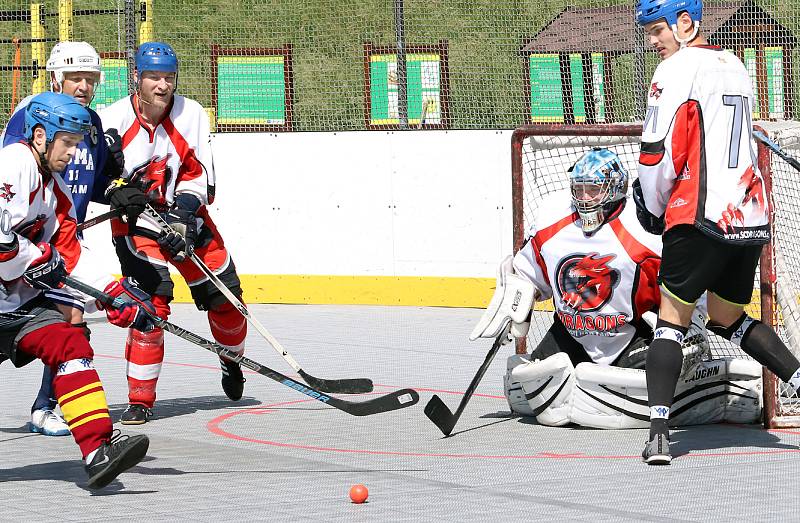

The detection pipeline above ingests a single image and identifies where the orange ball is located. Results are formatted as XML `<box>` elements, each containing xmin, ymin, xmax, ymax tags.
<box><xmin>349</xmin><ymin>484</ymin><xmax>368</xmax><ymax>504</ymax></box>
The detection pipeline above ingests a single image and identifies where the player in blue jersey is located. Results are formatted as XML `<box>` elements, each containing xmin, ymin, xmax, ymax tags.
<box><xmin>1</xmin><ymin>41</ymin><xmax>146</xmax><ymax>437</ymax></box>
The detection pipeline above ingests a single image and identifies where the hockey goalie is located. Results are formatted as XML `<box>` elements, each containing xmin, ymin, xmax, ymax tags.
<box><xmin>472</xmin><ymin>148</ymin><xmax>762</xmax><ymax>429</ymax></box>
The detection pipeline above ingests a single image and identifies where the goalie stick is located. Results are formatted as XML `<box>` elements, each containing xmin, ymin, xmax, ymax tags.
<box><xmin>62</xmin><ymin>275</ymin><xmax>419</xmax><ymax>416</ymax></box>
<box><xmin>753</xmin><ymin>129</ymin><xmax>800</xmax><ymax>172</ymax></box>
<box><xmin>142</xmin><ymin>204</ymin><xmax>373</xmax><ymax>395</ymax></box>
<box><xmin>424</xmin><ymin>324</ymin><xmax>510</xmax><ymax>436</ymax></box>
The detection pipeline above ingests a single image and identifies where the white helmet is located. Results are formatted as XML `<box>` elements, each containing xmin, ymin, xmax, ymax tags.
<box><xmin>46</xmin><ymin>41</ymin><xmax>104</xmax><ymax>90</ymax></box>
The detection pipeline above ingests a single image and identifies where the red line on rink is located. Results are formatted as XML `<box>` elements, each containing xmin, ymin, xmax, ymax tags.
<box><xmin>207</xmin><ymin>398</ymin><xmax>800</xmax><ymax>460</ymax></box>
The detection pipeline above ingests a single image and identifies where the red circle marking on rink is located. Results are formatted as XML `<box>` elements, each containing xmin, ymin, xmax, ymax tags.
<box><xmin>207</xmin><ymin>391</ymin><xmax>800</xmax><ymax>460</ymax></box>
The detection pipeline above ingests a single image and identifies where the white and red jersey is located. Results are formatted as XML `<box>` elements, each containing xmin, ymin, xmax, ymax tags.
<box><xmin>639</xmin><ymin>45</ymin><xmax>769</xmax><ymax>245</ymax></box>
<box><xmin>513</xmin><ymin>191</ymin><xmax>662</xmax><ymax>364</ymax></box>
<box><xmin>99</xmin><ymin>94</ymin><xmax>215</xmax><ymax>235</ymax></box>
<box><xmin>0</xmin><ymin>143</ymin><xmax>112</xmax><ymax>312</ymax></box>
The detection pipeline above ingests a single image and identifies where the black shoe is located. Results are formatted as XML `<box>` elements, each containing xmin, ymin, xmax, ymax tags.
<box><xmin>85</xmin><ymin>430</ymin><xmax>149</xmax><ymax>489</ymax></box>
<box><xmin>642</xmin><ymin>432</ymin><xmax>671</xmax><ymax>465</ymax></box>
<box><xmin>220</xmin><ymin>357</ymin><xmax>245</xmax><ymax>401</ymax></box>
<box><xmin>120</xmin><ymin>404</ymin><xmax>152</xmax><ymax>425</ymax></box>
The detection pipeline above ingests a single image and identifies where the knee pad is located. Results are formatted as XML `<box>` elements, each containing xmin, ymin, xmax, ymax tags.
<box><xmin>571</xmin><ymin>363</ymin><xmax>649</xmax><ymax>429</ymax></box>
<box><xmin>505</xmin><ymin>352</ymin><xmax>574</xmax><ymax>426</ymax></box>
<box><xmin>672</xmin><ymin>358</ymin><xmax>762</xmax><ymax>425</ymax></box>
<box><xmin>208</xmin><ymin>300</ymin><xmax>246</xmax><ymax>350</ymax></box>
<box><xmin>49</xmin><ymin>323</ymin><xmax>94</xmax><ymax>365</ymax></box>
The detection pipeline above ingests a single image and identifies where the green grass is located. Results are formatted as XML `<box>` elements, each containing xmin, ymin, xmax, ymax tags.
<box><xmin>1</xmin><ymin>0</ymin><xmax>799</xmax><ymax>130</ymax></box>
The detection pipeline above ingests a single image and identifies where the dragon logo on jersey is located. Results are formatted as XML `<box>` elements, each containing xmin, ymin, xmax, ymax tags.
<box><xmin>128</xmin><ymin>154</ymin><xmax>173</xmax><ymax>205</ymax></box>
<box><xmin>0</xmin><ymin>183</ymin><xmax>15</xmax><ymax>202</ymax></box>
<box><xmin>649</xmin><ymin>82</ymin><xmax>663</xmax><ymax>99</ymax></box>
<box><xmin>717</xmin><ymin>165</ymin><xmax>766</xmax><ymax>234</ymax></box>
<box><xmin>555</xmin><ymin>253</ymin><xmax>620</xmax><ymax>312</ymax></box>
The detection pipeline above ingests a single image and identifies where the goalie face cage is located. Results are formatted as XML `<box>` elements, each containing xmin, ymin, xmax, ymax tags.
<box><xmin>511</xmin><ymin>123</ymin><xmax>799</xmax><ymax>429</ymax></box>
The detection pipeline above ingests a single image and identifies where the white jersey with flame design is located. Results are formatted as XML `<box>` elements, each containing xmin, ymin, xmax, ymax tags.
<box><xmin>639</xmin><ymin>45</ymin><xmax>769</xmax><ymax>245</ymax></box>
<box><xmin>0</xmin><ymin>143</ymin><xmax>112</xmax><ymax>312</ymax></box>
<box><xmin>99</xmin><ymin>94</ymin><xmax>215</xmax><ymax>234</ymax></box>
<box><xmin>513</xmin><ymin>191</ymin><xmax>662</xmax><ymax>364</ymax></box>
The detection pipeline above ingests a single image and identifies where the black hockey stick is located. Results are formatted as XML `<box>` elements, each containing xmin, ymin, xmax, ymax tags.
<box><xmin>62</xmin><ymin>275</ymin><xmax>418</xmax><ymax>416</ymax></box>
<box><xmin>77</xmin><ymin>208</ymin><xmax>123</xmax><ymax>232</ymax></box>
<box><xmin>424</xmin><ymin>325</ymin><xmax>510</xmax><ymax>436</ymax></box>
<box><xmin>142</xmin><ymin>204</ymin><xmax>373</xmax><ymax>395</ymax></box>
<box><xmin>753</xmin><ymin>129</ymin><xmax>800</xmax><ymax>172</ymax></box>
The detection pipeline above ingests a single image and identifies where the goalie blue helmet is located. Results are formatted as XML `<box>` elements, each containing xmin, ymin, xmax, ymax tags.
<box><xmin>569</xmin><ymin>148</ymin><xmax>629</xmax><ymax>234</ymax></box>
<box><xmin>24</xmin><ymin>91</ymin><xmax>92</xmax><ymax>143</ymax></box>
<box><xmin>636</xmin><ymin>0</ymin><xmax>703</xmax><ymax>27</ymax></box>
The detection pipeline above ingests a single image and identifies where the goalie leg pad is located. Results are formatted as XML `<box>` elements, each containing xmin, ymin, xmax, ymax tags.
<box><xmin>505</xmin><ymin>352</ymin><xmax>574</xmax><ymax>426</ymax></box>
<box><xmin>570</xmin><ymin>363</ymin><xmax>650</xmax><ymax>429</ymax></box>
<box><xmin>671</xmin><ymin>358</ymin><xmax>762</xmax><ymax>426</ymax></box>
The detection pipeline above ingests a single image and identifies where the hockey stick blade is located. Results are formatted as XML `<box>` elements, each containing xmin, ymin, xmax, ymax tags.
<box><xmin>62</xmin><ymin>276</ymin><xmax>418</xmax><ymax>417</ymax></box>
<box><xmin>141</xmin><ymin>204</ymin><xmax>373</xmax><ymax>395</ymax></box>
<box><xmin>297</xmin><ymin>370</ymin><xmax>373</xmax><ymax>395</ymax></box>
<box><xmin>424</xmin><ymin>327</ymin><xmax>509</xmax><ymax>436</ymax></box>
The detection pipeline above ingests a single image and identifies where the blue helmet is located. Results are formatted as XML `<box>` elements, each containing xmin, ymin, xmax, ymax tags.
<box><xmin>569</xmin><ymin>148</ymin><xmax>629</xmax><ymax>234</ymax></box>
<box><xmin>636</xmin><ymin>0</ymin><xmax>702</xmax><ymax>26</ymax></box>
<box><xmin>24</xmin><ymin>91</ymin><xmax>91</xmax><ymax>143</ymax></box>
<box><xmin>136</xmin><ymin>42</ymin><xmax>178</xmax><ymax>75</ymax></box>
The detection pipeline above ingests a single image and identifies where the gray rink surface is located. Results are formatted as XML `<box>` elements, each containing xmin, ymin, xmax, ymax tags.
<box><xmin>0</xmin><ymin>304</ymin><xmax>798</xmax><ymax>522</ymax></box>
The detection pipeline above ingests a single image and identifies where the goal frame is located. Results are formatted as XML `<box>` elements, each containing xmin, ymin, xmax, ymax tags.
<box><xmin>510</xmin><ymin>123</ymin><xmax>789</xmax><ymax>429</ymax></box>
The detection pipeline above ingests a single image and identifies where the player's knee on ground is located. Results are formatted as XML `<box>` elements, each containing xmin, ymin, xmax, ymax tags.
<box><xmin>504</xmin><ymin>352</ymin><xmax>574</xmax><ymax>426</ymax></box>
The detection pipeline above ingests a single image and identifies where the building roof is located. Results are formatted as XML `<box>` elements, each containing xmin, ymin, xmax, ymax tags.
<box><xmin>522</xmin><ymin>1</ymin><xmax>796</xmax><ymax>54</ymax></box>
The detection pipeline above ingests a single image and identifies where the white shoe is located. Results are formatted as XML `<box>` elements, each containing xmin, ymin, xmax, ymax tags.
<box><xmin>29</xmin><ymin>409</ymin><xmax>70</xmax><ymax>436</ymax></box>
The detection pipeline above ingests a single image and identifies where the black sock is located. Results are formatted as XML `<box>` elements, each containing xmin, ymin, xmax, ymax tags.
<box><xmin>646</xmin><ymin>320</ymin><xmax>686</xmax><ymax>439</ymax></box>
<box><xmin>740</xmin><ymin>321</ymin><xmax>800</xmax><ymax>383</ymax></box>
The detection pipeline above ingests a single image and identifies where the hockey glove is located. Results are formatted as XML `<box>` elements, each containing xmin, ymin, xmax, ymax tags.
<box><xmin>99</xmin><ymin>277</ymin><xmax>157</xmax><ymax>332</ymax></box>
<box><xmin>632</xmin><ymin>178</ymin><xmax>665</xmax><ymax>235</ymax></box>
<box><xmin>157</xmin><ymin>200</ymin><xmax>198</xmax><ymax>262</ymax></box>
<box><xmin>105</xmin><ymin>179</ymin><xmax>147</xmax><ymax>230</ymax></box>
<box><xmin>23</xmin><ymin>243</ymin><xmax>66</xmax><ymax>290</ymax></box>
<box><xmin>102</xmin><ymin>129</ymin><xmax>125</xmax><ymax>179</ymax></box>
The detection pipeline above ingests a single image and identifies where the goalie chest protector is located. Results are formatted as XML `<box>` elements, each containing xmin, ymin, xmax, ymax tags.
<box><xmin>520</xmin><ymin>192</ymin><xmax>662</xmax><ymax>364</ymax></box>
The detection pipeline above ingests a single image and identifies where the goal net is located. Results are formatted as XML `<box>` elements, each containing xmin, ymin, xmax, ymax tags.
<box><xmin>511</xmin><ymin>122</ymin><xmax>800</xmax><ymax>428</ymax></box>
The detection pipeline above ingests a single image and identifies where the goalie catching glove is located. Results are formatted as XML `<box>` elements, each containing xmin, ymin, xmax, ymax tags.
<box><xmin>97</xmin><ymin>277</ymin><xmax>158</xmax><ymax>332</ymax></box>
<box><xmin>470</xmin><ymin>255</ymin><xmax>537</xmax><ymax>344</ymax></box>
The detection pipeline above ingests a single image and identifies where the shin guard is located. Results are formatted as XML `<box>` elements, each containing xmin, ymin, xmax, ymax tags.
<box><xmin>125</xmin><ymin>328</ymin><xmax>165</xmax><ymax>408</ymax></box>
<box><xmin>208</xmin><ymin>301</ymin><xmax>247</xmax><ymax>354</ymax></box>
<box><xmin>55</xmin><ymin>360</ymin><xmax>113</xmax><ymax>458</ymax></box>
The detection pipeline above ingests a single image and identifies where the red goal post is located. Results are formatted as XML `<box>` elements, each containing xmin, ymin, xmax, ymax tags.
<box><xmin>510</xmin><ymin>123</ymin><xmax>800</xmax><ymax>429</ymax></box>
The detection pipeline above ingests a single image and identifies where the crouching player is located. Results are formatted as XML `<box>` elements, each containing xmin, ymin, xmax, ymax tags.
<box><xmin>0</xmin><ymin>92</ymin><xmax>158</xmax><ymax>488</ymax></box>
<box><xmin>471</xmin><ymin>148</ymin><xmax>762</xmax><ymax>429</ymax></box>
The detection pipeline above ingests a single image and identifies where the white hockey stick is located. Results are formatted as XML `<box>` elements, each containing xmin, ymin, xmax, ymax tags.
<box><xmin>143</xmin><ymin>204</ymin><xmax>373</xmax><ymax>394</ymax></box>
